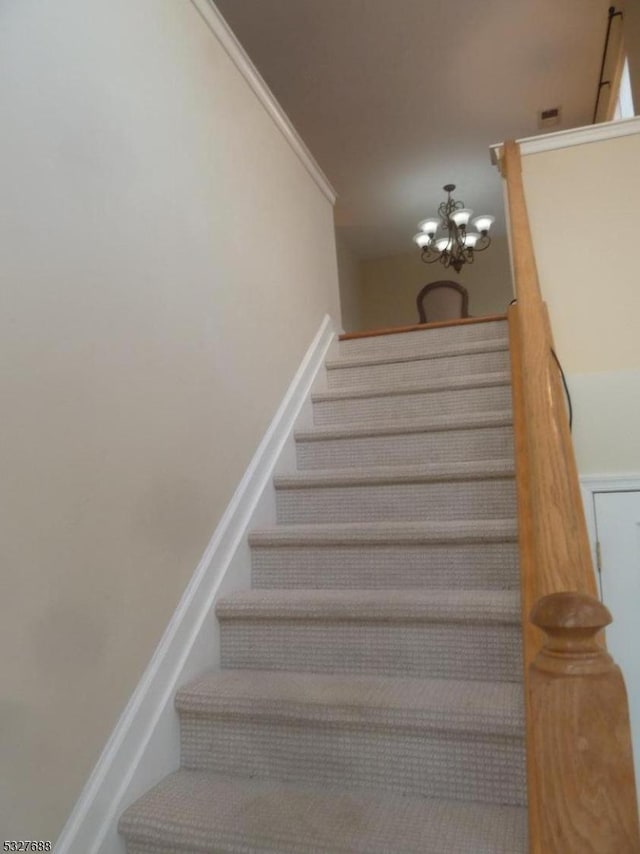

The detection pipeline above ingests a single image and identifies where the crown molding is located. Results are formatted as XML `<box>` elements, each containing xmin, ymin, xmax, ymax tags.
<box><xmin>189</xmin><ymin>0</ymin><xmax>337</xmax><ymax>204</ymax></box>
<box><xmin>490</xmin><ymin>116</ymin><xmax>640</xmax><ymax>167</ymax></box>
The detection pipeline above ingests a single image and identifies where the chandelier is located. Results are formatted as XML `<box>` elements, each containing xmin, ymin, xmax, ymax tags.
<box><xmin>413</xmin><ymin>184</ymin><xmax>494</xmax><ymax>273</ymax></box>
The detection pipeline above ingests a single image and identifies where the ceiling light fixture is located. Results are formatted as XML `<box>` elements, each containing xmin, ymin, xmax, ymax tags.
<box><xmin>413</xmin><ymin>184</ymin><xmax>494</xmax><ymax>273</ymax></box>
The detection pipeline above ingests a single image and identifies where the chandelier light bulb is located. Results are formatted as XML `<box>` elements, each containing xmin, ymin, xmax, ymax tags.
<box><xmin>463</xmin><ymin>232</ymin><xmax>481</xmax><ymax>248</ymax></box>
<box><xmin>472</xmin><ymin>215</ymin><xmax>495</xmax><ymax>234</ymax></box>
<box><xmin>450</xmin><ymin>208</ymin><xmax>474</xmax><ymax>228</ymax></box>
<box><xmin>413</xmin><ymin>232</ymin><xmax>432</xmax><ymax>248</ymax></box>
<box><xmin>418</xmin><ymin>217</ymin><xmax>439</xmax><ymax>236</ymax></box>
<box><xmin>435</xmin><ymin>236</ymin><xmax>451</xmax><ymax>252</ymax></box>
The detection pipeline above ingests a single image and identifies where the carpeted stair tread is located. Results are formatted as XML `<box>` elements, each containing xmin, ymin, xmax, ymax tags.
<box><xmin>337</xmin><ymin>317</ymin><xmax>507</xmax><ymax>356</ymax></box>
<box><xmin>325</xmin><ymin>337</ymin><xmax>509</xmax><ymax>372</ymax></box>
<box><xmin>326</xmin><ymin>349</ymin><xmax>508</xmax><ymax>391</ymax></box>
<box><xmin>176</xmin><ymin>669</ymin><xmax>524</xmax><ymax>736</ymax></box>
<box><xmin>311</xmin><ymin>381</ymin><xmax>513</xmax><ymax>430</ymax></box>
<box><xmin>119</xmin><ymin>769</ymin><xmax>528</xmax><ymax>854</ymax></box>
<box><xmin>251</xmin><ymin>541</ymin><xmax>519</xmax><ymax>591</ymax></box>
<box><xmin>274</xmin><ymin>459</ymin><xmax>514</xmax><ymax>488</ymax></box>
<box><xmin>274</xmin><ymin>464</ymin><xmax>517</xmax><ymax>524</ymax></box>
<box><xmin>216</xmin><ymin>588</ymin><xmax>520</xmax><ymax>623</ymax></box>
<box><xmin>218</xmin><ymin>590</ymin><xmax>522</xmax><ymax>681</ymax></box>
<box><xmin>120</xmin><ymin>319</ymin><xmax>527</xmax><ymax>852</ymax></box>
<box><xmin>312</xmin><ymin>370</ymin><xmax>511</xmax><ymax>402</ymax></box>
<box><xmin>295</xmin><ymin>410</ymin><xmax>512</xmax><ymax>441</ymax></box>
<box><xmin>249</xmin><ymin>518</ymin><xmax>518</xmax><ymax>546</ymax></box>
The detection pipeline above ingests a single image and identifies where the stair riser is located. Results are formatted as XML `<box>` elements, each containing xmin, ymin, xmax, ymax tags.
<box><xmin>337</xmin><ymin>321</ymin><xmax>508</xmax><ymax>361</ymax></box>
<box><xmin>327</xmin><ymin>349</ymin><xmax>509</xmax><ymax>391</ymax></box>
<box><xmin>180</xmin><ymin>714</ymin><xmax>526</xmax><ymax>806</ymax></box>
<box><xmin>313</xmin><ymin>383</ymin><xmax>512</xmax><ymax>426</ymax></box>
<box><xmin>296</xmin><ymin>425</ymin><xmax>514</xmax><ymax>469</ymax></box>
<box><xmin>251</xmin><ymin>542</ymin><xmax>519</xmax><ymax>590</ymax></box>
<box><xmin>276</xmin><ymin>478</ymin><xmax>516</xmax><ymax>524</ymax></box>
<box><xmin>220</xmin><ymin>621</ymin><xmax>522</xmax><ymax>681</ymax></box>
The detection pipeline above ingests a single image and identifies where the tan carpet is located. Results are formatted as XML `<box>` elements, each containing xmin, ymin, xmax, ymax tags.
<box><xmin>120</xmin><ymin>318</ymin><xmax>527</xmax><ymax>853</ymax></box>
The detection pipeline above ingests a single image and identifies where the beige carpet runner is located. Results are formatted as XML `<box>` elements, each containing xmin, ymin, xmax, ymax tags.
<box><xmin>120</xmin><ymin>318</ymin><xmax>527</xmax><ymax>853</ymax></box>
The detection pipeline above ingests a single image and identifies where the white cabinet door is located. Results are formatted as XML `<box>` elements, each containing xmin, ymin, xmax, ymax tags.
<box><xmin>594</xmin><ymin>490</ymin><xmax>640</xmax><ymax>797</ymax></box>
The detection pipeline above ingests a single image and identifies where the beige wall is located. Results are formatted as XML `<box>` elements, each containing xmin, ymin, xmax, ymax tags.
<box><xmin>570</xmin><ymin>370</ymin><xmax>640</xmax><ymax>474</ymax></box>
<box><xmin>335</xmin><ymin>231</ymin><xmax>363</xmax><ymax>332</ymax></box>
<box><xmin>521</xmin><ymin>132</ymin><xmax>640</xmax><ymax>473</ymax></box>
<box><xmin>359</xmin><ymin>239</ymin><xmax>513</xmax><ymax>331</ymax></box>
<box><xmin>0</xmin><ymin>0</ymin><xmax>340</xmax><ymax>840</ymax></box>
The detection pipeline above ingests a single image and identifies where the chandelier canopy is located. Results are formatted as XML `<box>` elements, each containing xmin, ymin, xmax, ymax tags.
<box><xmin>413</xmin><ymin>184</ymin><xmax>494</xmax><ymax>273</ymax></box>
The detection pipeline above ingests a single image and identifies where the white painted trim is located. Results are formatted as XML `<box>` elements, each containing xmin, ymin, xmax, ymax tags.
<box><xmin>580</xmin><ymin>473</ymin><xmax>640</xmax><ymax>492</ymax></box>
<box><xmin>55</xmin><ymin>315</ymin><xmax>336</xmax><ymax>854</ymax></box>
<box><xmin>580</xmin><ymin>474</ymin><xmax>640</xmax><ymax>581</ymax></box>
<box><xmin>490</xmin><ymin>115</ymin><xmax>640</xmax><ymax>166</ymax></box>
<box><xmin>189</xmin><ymin>0</ymin><xmax>337</xmax><ymax>205</ymax></box>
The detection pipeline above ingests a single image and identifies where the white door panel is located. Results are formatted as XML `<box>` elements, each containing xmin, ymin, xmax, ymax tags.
<box><xmin>594</xmin><ymin>490</ymin><xmax>640</xmax><ymax>798</ymax></box>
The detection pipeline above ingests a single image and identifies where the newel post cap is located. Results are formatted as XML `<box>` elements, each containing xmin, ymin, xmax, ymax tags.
<box><xmin>530</xmin><ymin>591</ymin><xmax>612</xmax><ymax>632</ymax></box>
<box><xmin>530</xmin><ymin>592</ymin><xmax>614</xmax><ymax>675</ymax></box>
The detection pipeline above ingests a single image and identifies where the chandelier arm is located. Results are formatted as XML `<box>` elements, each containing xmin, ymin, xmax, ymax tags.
<box><xmin>420</xmin><ymin>248</ymin><xmax>442</xmax><ymax>265</ymax></box>
<box><xmin>474</xmin><ymin>234</ymin><xmax>492</xmax><ymax>253</ymax></box>
<box><xmin>451</xmin><ymin>222</ymin><xmax>465</xmax><ymax>251</ymax></box>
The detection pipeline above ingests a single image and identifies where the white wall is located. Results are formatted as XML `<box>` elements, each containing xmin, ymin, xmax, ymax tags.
<box><xmin>521</xmin><ymin>130</ymin><xmax>640</xmax><ymax>474</ymax></box>
<box><xmin>571</xmin><ymin>370</ymin><xmax>640</xmax><ymax>474</ymax></box>
<box><xmin>0</xmin><ymin>0</ymin><xmax>340</xmax><ymax>840</ymax></box>
<box><xmin>359</xmin><ymin>239</ymin><xmax>513</xmax><ymax>330</ymax></box>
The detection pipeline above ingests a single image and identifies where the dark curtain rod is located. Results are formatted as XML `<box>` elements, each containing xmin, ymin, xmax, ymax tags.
<box><xmin>593</xmin><ymin>5</ymin><xmax>624</xmax><ymax>123</ymax></box>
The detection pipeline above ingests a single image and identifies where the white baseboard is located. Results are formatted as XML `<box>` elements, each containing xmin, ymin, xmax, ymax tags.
<box><xmin>55</xmin><ymin>314</ymin><xmax>336</xmax><ymax>854</ymax></box>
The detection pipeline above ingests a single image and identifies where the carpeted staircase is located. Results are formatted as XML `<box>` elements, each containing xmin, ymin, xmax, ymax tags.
<box><xmin>119</xmin><ymin>317</ymin><xmax>527</xmax><ymax>853</ymax></box>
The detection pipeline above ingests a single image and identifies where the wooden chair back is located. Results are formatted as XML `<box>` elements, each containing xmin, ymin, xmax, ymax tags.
<box><xmin>416</xmin><ymin>280</ymin><xmax>469</xmax><ymax>324</ymax></box>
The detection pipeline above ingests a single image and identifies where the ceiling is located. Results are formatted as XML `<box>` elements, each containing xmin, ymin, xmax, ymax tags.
<box><xmin>214</xmin><ymin>0</ymin><xmax>612</xmax><ymax>259</ymax></box>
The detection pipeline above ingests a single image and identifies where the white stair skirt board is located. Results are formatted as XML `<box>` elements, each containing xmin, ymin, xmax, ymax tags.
<box><xmin>55</xmin><ymin>314</ymin><xmax>336</xmax><ymax>854</ymax></box>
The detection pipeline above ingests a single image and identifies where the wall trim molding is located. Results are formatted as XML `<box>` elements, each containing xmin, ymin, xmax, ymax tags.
<box><xmin>490</xmin><ymin>116</ymin><xmax>640</xmax><ymax>166</ymax></box>
<box><xmin>55</xmin><ymin>314</ymin><xmax>336</xmax><ymax>854</ymax></box>
<box><xmin>580</xmin><ymin>473</ymin><xmax>640</xmax><ymax>492</ymax></box>
<box><xmin>189</xmin><ymin>0</ymin><xmax>337</xmax><ymax>205</ymax></box>
<box><xmin>580</xmin><ymin>474</ymin><xmax>640</xmax><ymax>574</ymax></box>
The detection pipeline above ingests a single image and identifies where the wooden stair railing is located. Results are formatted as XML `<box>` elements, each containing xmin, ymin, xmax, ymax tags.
<box><xmin>502</xmin><ymin>139</ymin><xmax>640</xmax><ymax>854</ymax></box>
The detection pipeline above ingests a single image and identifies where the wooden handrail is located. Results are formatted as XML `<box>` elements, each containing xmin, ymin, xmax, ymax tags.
<box><xmin>502</xmin><ymin>139</ymin><xmax>640</xmax><ymax>853</ymax></box>
<box><xmin>503</xmin><ymin>140</ymin><xmax>597</xmax><ymax>601</ymax></box>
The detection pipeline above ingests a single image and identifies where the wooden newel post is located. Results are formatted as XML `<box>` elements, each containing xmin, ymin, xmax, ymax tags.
<box><xmin>529</xmin><ymin>592</ymin><xmax>640</xmax><ymax>853</ymax></box>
